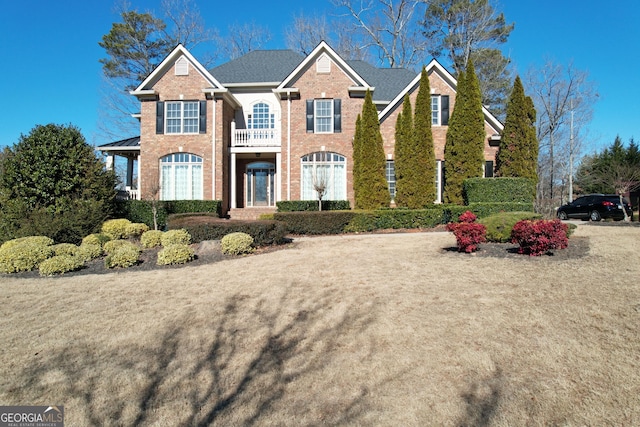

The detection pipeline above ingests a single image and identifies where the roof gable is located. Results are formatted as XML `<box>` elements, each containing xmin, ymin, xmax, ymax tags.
<box><xmin>131</xmin><ymin>44</ymin><xmax>224</xmax><ymax>97</ymax></box>
<box><xmin>276</xmin><ymin>41</ymin><xmax>371</xmax><ymax>92</ymax></box>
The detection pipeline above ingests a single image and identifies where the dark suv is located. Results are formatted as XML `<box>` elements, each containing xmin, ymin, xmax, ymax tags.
<box><xmin>557</xmin><ymin>194</ymin><xmax>633</xmax><ymax>221</ymax></box>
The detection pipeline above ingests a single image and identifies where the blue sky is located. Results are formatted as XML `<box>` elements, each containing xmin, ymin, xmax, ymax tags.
<box><xmin>1</xmin><ymin>0</ymin><xmax>638</xmax><ymax>154</ymax></box>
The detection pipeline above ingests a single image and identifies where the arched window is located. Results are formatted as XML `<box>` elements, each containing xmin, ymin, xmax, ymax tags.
<box><xmin>247</xmin><ymin>102</ymin><xmax>274</xmax><ymax>129</ymax></box>
<box><xmin>160</xmin><ymin>153</ymin><xmax>203</xmax><ymax>200</ymax></box>
<box><xmin>301</xmin><ymin>152</ymin><xmax>346</xmax><ymax>201</ymax></box>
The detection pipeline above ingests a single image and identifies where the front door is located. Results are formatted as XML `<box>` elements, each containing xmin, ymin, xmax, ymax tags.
<box><xmin>246</xmin><ymin>162</ymin><xmax>275</xmax><ymax>207</ymax></box>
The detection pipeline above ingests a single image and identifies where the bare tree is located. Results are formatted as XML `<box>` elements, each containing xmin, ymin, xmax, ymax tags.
<box><xmin>526</xmin><ymin>60</ymin><xmax>597</xmax><ymax>212</ymax></box>
<box><xmin>284</xmin><ymin>12</ymin><xmax>370</xmax><ymax>61</ymax></box>
<box><xmin>312</xmin><ymin>167</ymin><xmax>332</xmax><ymax>211</ymax></box>
<box><xmin>221</xmin><ymin>22</ymin><xmax>272</xmax><ymax>59</ymax></box>
<box><xmin>332</xmin><ymin>0</ymin><xmax>429</xmax><ymax>68</ymax></box>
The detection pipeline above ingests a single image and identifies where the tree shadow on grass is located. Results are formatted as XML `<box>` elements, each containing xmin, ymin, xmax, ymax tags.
<box><xmin>456</xmin><ymin>367</ymin><xmax>503</xmax><ymax>427</ymax></box>
<box><xmin>9</xmin><ymin>285</ymin><xmax>377</xmax><ymax>426</ymax></box>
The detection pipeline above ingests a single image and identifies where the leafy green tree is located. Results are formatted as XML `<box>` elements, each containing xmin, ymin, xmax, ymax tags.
<box><xmin>0</xmin><ymin>124</ymin><xmax>117</xmax><ymax>244</ymax></box>
<box><xmin>496</xmin><ymin>76</ymin><xmax>538</xmax><ymax>188</ymax></box>
<box><xmin>354</xmin><ymin>90</ymin><xmax>391</xmax><ymax>209</ymax></box>
<box><xmin>444</xmin><ymin>60</ymin><xmax>486</xmax><ymax>204</ymax></box>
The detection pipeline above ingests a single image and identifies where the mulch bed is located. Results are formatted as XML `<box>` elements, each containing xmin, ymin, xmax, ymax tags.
<box><xmin>447</xmin><ymin>236</ymin><xmax>590</xmax><ymax>260</ymax></box>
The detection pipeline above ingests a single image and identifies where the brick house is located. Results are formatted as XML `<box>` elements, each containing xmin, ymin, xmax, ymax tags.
<box><xmin>99</xmin><ymin>41</ymin><xmax>503</xmax><ymax>218</ymax></box>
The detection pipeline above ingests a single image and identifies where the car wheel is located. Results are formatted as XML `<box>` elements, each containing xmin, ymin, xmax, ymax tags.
<box><xmin>558</xmin><ymin>211</ymin><xmax>568</xmax><ymax>220</ymax></box>
<box><xmin>590</xmin><ymin>210</ymin><xmax>601</xmax><ymax>221</ymax></box>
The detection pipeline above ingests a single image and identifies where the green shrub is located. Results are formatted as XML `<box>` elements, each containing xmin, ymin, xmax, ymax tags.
<box><xmin>140</xmin><ymin>230</ymin><xmax>164</xmax><ymax>248</ymax></box>
<box><xmin>169</xmin><ymin>216</ymin><xmax>287</xmax><ymax>246</ymax></box>
<box><xmin>105</xmin><ymin>244</ymin><xmax>141</xmax><ymax>268</ymax></box>
<box><xmin>164</xmin><ymin>200</ymin><xmax>222</xmax><ymax>215</ymax></box>
<box><xmin>160</xmin><ymin>229</ymin><xmax>191</xmax><ymax>246</ymax></box>
<box><xmin>276</xmin><ymin>200</ymin><xmax>351</xmax><ymax>212</ymax></box>
<box><xmin>76</xmin><ymin>243</ymin><xmax>103</xmax><ymax>262</ymax></box>
<box><xmin>82</xmin><ymin>233</ymin><xmax>111</xmax><ymax>247</ymax></box>
<box><xmin>479</xmin><ymin>211</ymin><xmax>542</xmax><ymax>243</ymax></box>
<box><xmin>0</xmin><ymin>236</ymin><xmax>54</xmax><ymax>251</ymax></box>
<box><xmin>0</xmin><ymin>238</ymin><xmax>54</xmax><ymax>273</ymax></box>
<box><xmin>273</xmin><ymin>211</ymin><xmax>356</xmax><ymax>235</ymax></box>
<box><xmin>157</xmin><ymin>244</ymin><xmax>195</xmax><ymax>265</ymax></box>
<box><xmin>126</xmin><ymin>222</ymin><xmax>149</xmax><ymax>238</ymax></box>
<box><xmin>463</xmin><ymin>177</ymin><xmax>536</xmax><ymax>204</ymax></box>
<box><xmin>51</xmin><ymin>243</ymin><xmax>79</xmax><ymax>256</ymax></box>
<box><xmin>345</xmin><ymin>209</ymin><xmax>446</xmax><ymax>232</ymax></box>
<box><xmin>103</xmin><ymin>239</ymin><xmax>136</xmax><ymax>255</ymax></box>
<box><xmin>39</xmin><ymin>255</ymin><xmax>84</xmax><ymax>276</ymax></box>
<box><xmin>221</xmin><ymin>232</ymin><xmax>255</xmax><ymax>255</ymax></box>
<box><xmin>114</xmin><ymin>199</ymin><xmax>168</xmax><ymax>230</ymax></box>
<box><xmin>101</xmin><ymin>219</ymin><xmax>132</xmax><ymax>239</ymax></box>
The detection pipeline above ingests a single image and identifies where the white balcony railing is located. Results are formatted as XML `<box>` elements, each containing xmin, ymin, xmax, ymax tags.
<box><xmin>231</xmin><ymin>123</ymin><xmax>281</xmax><ymax>147</ymax></box>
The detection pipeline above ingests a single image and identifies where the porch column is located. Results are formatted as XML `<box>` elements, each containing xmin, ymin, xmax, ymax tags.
<box><xmin>136</xmin><ymin>154</ymin><xmax>141</xmax><ymax>200</ymax></box>
<box><xmin>230</xmin><ymin>152</ymin><xmax>237</xmax><ymax>209</ymax></box>
<box><xmin>105</xmin><ymin>153</ymin><xmax>114</xmax><ymax>170</ymax></box>
<box><xmin>276</xmin><ymin>152</ymin><xmax>282</xmax><ymax>202</ymax></box>
<box><xmin>126</xmin><ymin>157</ymin><xmax>134</xmax><ymax>188</ymax></box>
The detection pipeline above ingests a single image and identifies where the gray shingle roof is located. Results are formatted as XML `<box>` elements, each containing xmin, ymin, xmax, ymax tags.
<box><xmin>210</xmin><ymin>50</ymin><xmax>305</xmax><ymax>84</ymax></box>
<box><xmin>347</xmin><ymin>60</ymin><xmax>417</xmax><ymax>102</ymax></box>
<box><xmin>98</xmin><ymin>136</ymin><xmax>140</xmax><ymax>149</ymax></box>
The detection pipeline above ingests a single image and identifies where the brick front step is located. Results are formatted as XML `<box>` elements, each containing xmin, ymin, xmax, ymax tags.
<box><xmin>228</xmin><ymin>207</ymin><xmax>277</xmax><ymax>221</ymax></box>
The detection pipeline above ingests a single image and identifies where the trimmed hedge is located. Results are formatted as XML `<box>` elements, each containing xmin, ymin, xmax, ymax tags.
<box><xmin>463</xmin><ymin>177</ymin><xmax>536</xmax><ymax>204</ymax></box>
<box><xmin>273</xmin><ymin>211</ymin><xmax>356</xmax><ymax>235</ymax></box>
<box><xmin>39</xmin><ymin>255</ymin><xmax>84</xmax><ymax>276</ymax></box>
<box><xmin>168</xmin><ymin>216</ymin><xmax>287</xmax><ymax>246</ymax></box>
<box><xmin>276</xmin><ymin>200</ymin><xmax>351</xmax><ymax>212</ymax></box>
<box><xmin>161</xmin><ymin>229</ymin><xmax>191</xmax><ymax>246</ymax></box>
<box><xmin>344</xmin><ymin>209</ymin><xmax>446</xmax><ymax>232</ymax></box>
<box><xmin>114</xmin><ymin>199</ymin><xmax>222</xmax><ymax>230</ymax></box>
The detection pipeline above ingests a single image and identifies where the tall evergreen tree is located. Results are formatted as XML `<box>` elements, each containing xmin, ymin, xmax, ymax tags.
<box><xmin>413</xmin><ymin>67</ymin><xmax>437</xmax><ymax>206</ymax></box>
<box><xmin>353</xmin><ymin>113</ymin><xmax>363</xmax><ymax>204</ymax></box>
<box><xmin>394</xmin><ymin>95</ymin><xmax>413</xmax><ymax>207</ymax></box>
<box><xmin>496</xmin><ymin>76</ymin><xmax>539</xmax><ymax>188</ymax></box>
<box><xmin>355</xmin><ymin>90</ymin><xmax>391</xmax><ymax>209</ymax></box>
<box><xmin>444</xmin><ymin>60</ymin><xmax>486</xmax><ymax>204</ymax></box>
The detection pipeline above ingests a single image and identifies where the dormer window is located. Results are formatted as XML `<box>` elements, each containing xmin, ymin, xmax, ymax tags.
<box><xmin>175</xmin><ymin>56</ymin><xmax>189</xmax><ymax>76</ymax></box>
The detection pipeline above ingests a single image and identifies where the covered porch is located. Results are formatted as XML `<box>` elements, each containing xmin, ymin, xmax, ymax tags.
<box><xmin>98</xmin><ymin>136</ymin><xmax>141</xmax><ymax>200</ymax></box>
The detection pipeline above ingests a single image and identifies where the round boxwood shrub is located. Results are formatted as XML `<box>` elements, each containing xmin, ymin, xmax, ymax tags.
<box><xmin>105</xmin><ymin>243</ymin><xmax>141</xmax><ymax>268</ymax></box>
<box><xmin>82</xmin><ymin>233</ymin><xmax>111</xmax><ymax>247</ymax></box>
<box><xmin>52</xmin><ymin>243</ymin><xmax>79</xmax><ymax>256</ymax></box>
<box><xmin>157</xmin><ymin>244</ymin><xmax>195</xmax><ymax>265</ymax></box>
<box><xmin>76</xmin><ymin>243</ymin><xmax>103</xmax><ymax>262</ymax></box>
<box><xmin>161</xmin><ymin>229</ymin><xmax>191</xmax><ymax>246</ymax></box>
<box><xmin>126</xmin><ymin>222</ymin><xmax>149</xmax><ymax>238</ymax></box>
<box><xmin>141</xmin><ymin>230</ymin><xmax>164</xmax><ymax>248</ymax></box>
<box><xmin>479</xmin><ymin>211</ymin><xmax>542</xmax><ymax>243</ymax></box>
<box><xmin>39</xmin><ymin>254</ymin><xmax>84</xmax><ymax>276</ymax></box>
<box><xmin>0</xmin><ymin>237</ymin><xmax>55</xmax><ymax>273</ymax></box>
<box><xmin>1</xmin><ymin>236</ymin><xmax>54</xmax><ymax>251</ymax></box>
<box><xmin>101</xmin><ymin>218</ymin><xmax>132</xmax><ymax>240</ymax></box>
<box><xmin>103</xmin><ymin>239</ymin><xmax>135</xmax><ymax>255</ymax></box>
<box><xmin>221</xmin><ymin>232</ymin><xmax>254</xmax><ymax>255</ymax></box>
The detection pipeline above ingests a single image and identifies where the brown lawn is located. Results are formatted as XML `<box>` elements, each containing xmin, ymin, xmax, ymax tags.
<box><xmin>0</xmin><ymin>224</ymin><xmax>639</xmax><ymax>426</ymax></box>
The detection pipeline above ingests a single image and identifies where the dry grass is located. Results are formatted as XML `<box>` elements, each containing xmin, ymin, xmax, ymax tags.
<box><xmin>1</xmin><ymin>224</ymin><xmax>639</xmax><ymax>426</ymax></box>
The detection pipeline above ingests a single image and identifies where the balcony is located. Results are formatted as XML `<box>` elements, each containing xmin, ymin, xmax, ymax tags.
<box><xmin>231</xmin><ymin>123</ymin><xmax>281</xmax><ymax>148</ymax></box>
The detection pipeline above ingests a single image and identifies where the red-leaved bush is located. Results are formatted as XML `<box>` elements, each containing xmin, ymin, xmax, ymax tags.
<box><xmin>446</xmin><ymin>210</ymin><xmax>486</xmax><ymax>253</ymax></box>
<box><xmin>510</xmin><ymin>219</ymin><xmax>569</xmax><ymax>256</ymax></box>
